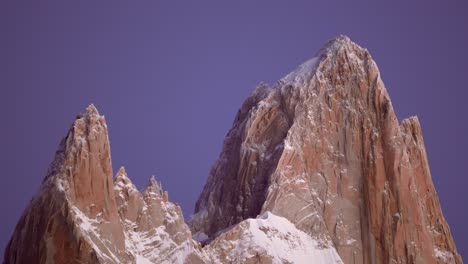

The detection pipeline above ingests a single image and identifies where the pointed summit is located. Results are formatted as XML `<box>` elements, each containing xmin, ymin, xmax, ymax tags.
<box><xmin>116</xmin><ymin>166</ymin><xmax>127</xmax><ymax>177</ymax></box>
<box><xmin>5</xmin><ymin>105</ymin><xmax>130</xmax><ymax>264</ymax></box>
<box><xmin>325</xmin><ymin>35</ymin><xmax>352</xmax><ymax>48</ymax></box>
<box><xmin>71</xmin><ymin>104</ymin><xmax>107</xmax><ymax>142</ymax></box>
<box><xmin>280</xmin><ymin>35</ymin><xmax>372</xmax><ymax>89</ymax></box>
<box><xmin>113</xmin><ymin>166</ymin><xmax>146</xmax><ymax>227</ymax></box>
<box><xmin>144</xmin><ymin>175</ymin><xmax>163</xmax><ymax>197</ymax></box>
<box><xmin>191</xmin><ymin>37</ymin><xmax>461</xmax><ymax>263</ymax></box>
<box><xmin>319</xmin><ymin>35</ymin><xmax>365</xmax><ymax>55</ymax></box>
<box><xmin>114</xmin><ymin>166</ymin><xmax>138</xmax><ymax>195</ymax></box>
<box><xmin>114</xmin><ymin>166</ymin><xmax>129</xmax><ymax>183</ymax></box>
<box><xmin>62</xmin><ymin>104</ymin><xmax>115</xmax><ymax>216</ymax></box>
<box><xmin>5</xmin><ymin>106</ymin><xmax>207</xmax><ymax>264</ymax></box>
<box><xmin>84</xmin><ymin>103</ymin><xmax>100</xmax><ymax>116</ymax></box>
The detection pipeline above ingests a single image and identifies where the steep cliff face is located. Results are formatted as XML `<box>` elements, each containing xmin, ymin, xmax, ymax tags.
<box><xmin>4</xmin><ymin>36</ymin><xmax>461</xmax><ymax>264</ymax></box>
<box><xmin>190</xmin><ymin>36</ymin><xmax>461</xmax><ymax>264</ymax></box>
<box><xmin>4</xmin><ymin>105</ymin><xmax>130</xmax><ymax>264</ymax></box>
<box><xmin>4</xmin><ymin>105</ymin><xmax>204</xmax><ymax>264</ymax></box>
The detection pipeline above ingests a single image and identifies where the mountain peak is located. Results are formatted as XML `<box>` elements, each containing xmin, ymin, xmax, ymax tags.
<box><xmin>114</xmin><ymin>166</ymin><xmax>137</xmax><ymax>194</ymax></box>
<box><xmin>327</xmin><ymin>34</ymin><xmax>352</xmax><ymax>47</ymax></box>
<box><xmin>4</xmin><ymin>38</ymin><xmax>461</xmax><ymax>264</ymax></box>
<box><xmin>84</xmin><ymin>103</ymin><xmax>100</xmax><ymax>116</ymax></box>
<box><xmin>148</xmin><ymin>175</ymin><xmax>158</xmax><ymax>187</ymax></box>
<box><xmin>144</xmin><ymin>175</ymin><xmax>163</xmax><ymax>197</ymax></box>
<box><xmin>5</xmin><ymin>105</ymin><xmax>130</xmax><ymax>263</ymax></box>
<box><xmin>280</xmin><ymin>35</ymin><xmax>371</xmax><ymax>88</ymax></box>
<box><xmin>115</xmin><ymin>166</ymin><xmax>127</xmax><ymax>179</ymax></box>
<box><xmin>321</xmin><ymin>35</ymin><xmax>362</xmax><ymax>54</ymax></box>
<box><xmin>191</xmin><ymin>37</ymin><xmax>461</xmax><ymax>263</ymax></box>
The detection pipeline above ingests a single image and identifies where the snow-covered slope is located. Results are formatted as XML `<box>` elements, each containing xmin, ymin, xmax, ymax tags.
<box><xmin>281</xmin><ymin>57</ymin><xmax>319</xmax><ymax>87</ymax></box>
<box><xmin>204</xmin><ymin>211</ymin><xmax>343</xmax><ymax>264</ymax></box>
<box><xmin>114</xmin><ymin>167</ymin><xmax>206</xmax><ymax>264</ymax></box>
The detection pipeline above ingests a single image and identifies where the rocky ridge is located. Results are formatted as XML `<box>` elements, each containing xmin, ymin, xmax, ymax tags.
<box><xmin>4</xmin><ymin>36</ymin><xmax>462</xmax><ymax>264</ymax></box>
<box><xmin>190</xmin><ymin>36</ymin><xmax>462</xmax><ymax>264</ymax></box>
<box><xmin>4</xmin><ymin>105</ymin><xmax>204</xmax><ymax>264</ymax></box>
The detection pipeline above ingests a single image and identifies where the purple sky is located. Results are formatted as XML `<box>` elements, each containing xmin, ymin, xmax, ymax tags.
<box><xmin>1</xmin><ymin>1</ymin><xmax>467</xmax><ymax>259</ymax></box>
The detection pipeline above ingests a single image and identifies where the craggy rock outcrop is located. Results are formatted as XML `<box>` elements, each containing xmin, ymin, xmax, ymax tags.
<box><xmin>4</xmin><ymin>36</ymin><xmax>462</xmax><ymax>264</ymax></box>
<box><xmin>4</xmin><ymin>105</ymin><xmax>204</xmax><ymax>264</ymax></box>
<box><xmin>114</xmin><ymin>168</ymin><xmax>205</xmax><ymax>263</ymax></box>
<box><xmin>190</xmin><ymin>36</ymin><xmax>461</xmax><ymax>264</ymax></box>
<box><xmin>4</xmin><ymin>105</ymin><xmax>130</xmax><ymax>264</ymax></box>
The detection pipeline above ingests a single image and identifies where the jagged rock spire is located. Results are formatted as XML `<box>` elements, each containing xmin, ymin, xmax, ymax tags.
<box><xmin>4</xmin><ymin>105</ymin><xmax>130</xmax><ymax>264</ymax></box>
<box><xmin>4</xmin><ymin>36</ymin><xmax>461</xmax><ymax>264</ymax></box>
<box><xmin>114</xmin><ymin>166</ymin><xmax>136</xmax><ymax>193</ymax></box>
<box><xmin>144</xmin><ymin>175</ymin><xmax>165</xmax><ymax>198</ymax></box>
<box><xmin>5</xmin><ymin>105</ymin><xmax>206</xmax><ymax>264</ymax></box>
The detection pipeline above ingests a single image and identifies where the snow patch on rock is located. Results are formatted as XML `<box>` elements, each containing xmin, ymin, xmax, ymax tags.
<box><xmin>281</xmin><ymin>57</ymin><xmax>318</xmax><ymax>87</ymax></box>
<box><xmin>204</xmin><ymin>211</ymin><xmax>343</xmax><ymax>264</ymax></box>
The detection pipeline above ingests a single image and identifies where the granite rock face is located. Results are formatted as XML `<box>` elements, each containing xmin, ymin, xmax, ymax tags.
<box><xmin>4</xmin><ymin>105</ymin><xmax>204</xmax><ymax>264</ymax></box>
<box><xmin>190</xmin><ymin>36</ymin><xmax>461</xmax><ymax>264</ymax></box>
<box><xmin>4</xmin><ymin>105</ymin><xmax>130</xmax><ymax>264</ymax></box>
<box><xmin>4</xmin><ymin>36</ymin><xmax>462</xmax><ymax>264</ymax></box>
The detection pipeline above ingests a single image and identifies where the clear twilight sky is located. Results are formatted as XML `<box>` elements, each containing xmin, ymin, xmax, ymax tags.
<box><xmin>1</xmin><ymin>0</ymin><xmax>467</xmax><ymax>259</ymax></box>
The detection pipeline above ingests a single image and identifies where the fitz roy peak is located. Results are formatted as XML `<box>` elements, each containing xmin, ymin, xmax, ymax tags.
<box><xmin>4</xmin><ymin>36</ymin><xmax>462</xmax><ymax>264</ymax></box>
<box><xmin>189</xmin><ymin>36</ymin><xmax>461</xmax><ymax>263</ymax></box>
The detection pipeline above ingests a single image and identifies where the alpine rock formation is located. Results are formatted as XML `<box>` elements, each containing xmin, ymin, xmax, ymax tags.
<box><xmin>4</xmin><ymin>105</ymin><xmax>205</xmax><ymax>264</ymax></box>
<box><xmin>4</xmin><ymin>36</ymin><xmax>462</xmax><ymax>264</ymax></box>
<box><xmin>190</xmin><ymin>36</ymin><xmax>461</xmax><ymax>264</ymax></box>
